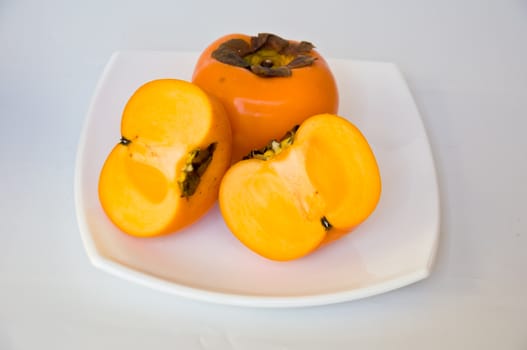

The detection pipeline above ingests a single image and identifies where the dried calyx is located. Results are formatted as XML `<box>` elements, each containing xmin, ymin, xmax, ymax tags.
<box><xmin>120</xmin><ymin>136</ymin><xmax>131</xmax><ymax>145</ymax></box>
<box><xmin>178</xmin><ymin>143</ymin><xmax>217</xmax><ymax>197</ymax></box>
<box><xmin>244</xmin><ymin>125</ymin><xmax>299</xmax><ymax>160</ymax></box>
<box><xmin>320</xmin><ymin>216</ymin><xmax>332</xmax><ymax>231</ymax></box>
<box><xmin>212</xmin><ymin>33</ymin><xmax>317</xmax><ymax>77</ymax></box>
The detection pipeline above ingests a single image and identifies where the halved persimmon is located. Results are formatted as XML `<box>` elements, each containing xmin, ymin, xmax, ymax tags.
<box><xmin>192</xmin><ymin>33</ymin><xmax>339</xmax><ymax>161</ymax></box>
<box><xmin>219</xmin><ymin>114</ymin><xmax>381</xmax><ymax>261</ymax></box>
<box><xmin>98</xmin><ymin>79</ymin><xmax>231</xmax><ymax>237</ymax></box>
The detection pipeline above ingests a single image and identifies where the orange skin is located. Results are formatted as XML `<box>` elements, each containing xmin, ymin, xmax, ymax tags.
<box><xmin>98</xmin><ymin>79</ymin><xmax>232</xmax><ymax>237</ymax></box>
<box><xmin>219</xmin><ymin>114</ymin><xmax>381</xmax><ymax>261</ymax></box>
<box><xmin>192</xmin><ymin>33</ymin><xmax>339</xmax><ymax>161</ymax></box>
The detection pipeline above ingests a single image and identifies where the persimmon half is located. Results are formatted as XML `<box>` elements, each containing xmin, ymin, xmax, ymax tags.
<box><xmin>98</xmin><ymin>79</ymin><xmax>231</xmax><ymax>237</ymax></box>
<box><xmin>219</xmin><ymin>114</ymin><xmax>381</xmax><ymax>261</ymax></box>
<box><xmin>192</xmin><ymin>33</ymin><xmax>339</xmax><ymax>161</ymax></box>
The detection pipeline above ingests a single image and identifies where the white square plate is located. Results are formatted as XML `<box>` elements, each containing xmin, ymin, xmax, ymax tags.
<box><xmin>75</xmin><ymin>51</ymin><xmax>439</xmax><ymax>308</ymax></box>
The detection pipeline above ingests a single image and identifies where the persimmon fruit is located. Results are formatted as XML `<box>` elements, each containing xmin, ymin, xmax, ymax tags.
<box><xmin>98</xmin><ymin>79</ymin><xmax>232</xmax><ymax>237</ymax></box>
<box><xmin>219</xmin><ymin>114</ymin><xmax>381</xmax><ymax>261</ymax></box>
<box><xmin>192</xmin><ymin>33</ymin><xmax>339</xmax><ymax>161</ymax></box>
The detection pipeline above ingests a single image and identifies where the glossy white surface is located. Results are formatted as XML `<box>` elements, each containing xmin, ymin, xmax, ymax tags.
<box><xmin>1</xmin><ymin>0</ymin><xmax>526</xmax><ymax>348</ymax></box>
<box><xmin>76</xmin><ymin>52</ymin><xmax>439</xmax><ymax>307</ymax></box>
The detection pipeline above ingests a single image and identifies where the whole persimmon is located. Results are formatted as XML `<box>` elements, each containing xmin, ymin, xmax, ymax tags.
<box><xmin>98</xmin><ymin>79</ymin><xmax>232</xmax><ymax>237</ymax></box>
<box><xmin>219</xmin><ymin>114</ymin><xmax>381</xmax><ymax>261</ymax></box>
<box><xmin>192</xmin><ymin>33</ymin><xmax>339</xmax><ymax>161</ymax></box>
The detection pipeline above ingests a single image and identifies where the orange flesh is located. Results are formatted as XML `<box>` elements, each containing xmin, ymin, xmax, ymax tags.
<box><xmin>98</xmin><ymin>79</ymin><xmax>231</xmax><ymax>237</ymax></box>
<box><xmin>219</xmin><ymin>161</ymin><xmax>326</xmax><ymax>261</ymax></box>
<box><xmin>298</xmin><ymin>114</ymin><xmax>382</xmax><ymax>230</ymax></box>
<box><xmin>219</xmin><ymin>114</ymin><xmax>381</xmax><ymax>261</ymax></box>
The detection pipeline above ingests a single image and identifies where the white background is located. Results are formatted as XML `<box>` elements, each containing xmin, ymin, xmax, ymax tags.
<box><xmin>1</xmin><ymin>0</ymin><xmax>526</xmax><ymax>348</ymax></box>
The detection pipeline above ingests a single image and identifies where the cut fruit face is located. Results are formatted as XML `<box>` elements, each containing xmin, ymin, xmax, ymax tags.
<box><xmin>98</xmin><ymin>79</ymin><xmax>232</xmax><ymax>237</ymax></box>
<box><xmin>219</xmin><ymin>114</ymin><xmax>381</xmax><ymax>261</ymax></box>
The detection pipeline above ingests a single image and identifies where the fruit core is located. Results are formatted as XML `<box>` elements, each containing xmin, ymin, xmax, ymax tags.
<box><xmin>177</xmin><ymin>142</ymin><xmax>217</xmax><ymax>198</ymax></box>
<box><xmin>243</xmin><ymin>125</ymin><xmax>299</xmax><ymax>160</ymax></box>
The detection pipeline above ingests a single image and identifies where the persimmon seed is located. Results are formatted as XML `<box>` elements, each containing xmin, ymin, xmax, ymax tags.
<box><xmin>120</xmin><ymin>136</ymin><xmax>131</xmax><ymax>145</ymax></box>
